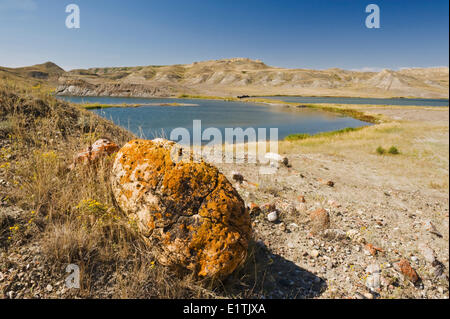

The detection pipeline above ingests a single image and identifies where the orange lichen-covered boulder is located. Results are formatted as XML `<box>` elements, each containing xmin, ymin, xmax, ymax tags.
<box><xmin>74</xmin><ymin>138</ymin><xmax>119</xmax><ymax>165</ymax></box>
<box><xmin>110</xmin><ymin>139</ymin><xmax>251</xmax><ymax>278</ymax></box>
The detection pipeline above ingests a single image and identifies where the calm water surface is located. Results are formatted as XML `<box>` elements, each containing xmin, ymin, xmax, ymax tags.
<box><xmin>59</xmin><ymin>96</ymin><xmax>371</xmax><ymax>143</ymax></box>
<box><xmin>259</xmin><ymin>96</ymin><xmax>449</xmax><ymax>107</ymax></box>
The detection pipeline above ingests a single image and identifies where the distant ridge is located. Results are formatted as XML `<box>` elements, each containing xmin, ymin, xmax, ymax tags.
<box><xmin>1</xmin><ymin>59</ymin><xmax>448</xmax><ymax>99</ymax></box>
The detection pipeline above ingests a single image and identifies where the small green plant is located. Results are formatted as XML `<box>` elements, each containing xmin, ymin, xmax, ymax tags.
<box><xmin>388</xmin><ymin>146</ymin><xmax>400</xmax><ymax>155</ymax></box>
<box><xmin>376</xmin><ymin>146</ymin><xmax>386</xmax><ymax>155</ymax></box>
<box><xmin>284</xmin><ymin>133</ymin><xmax>311</xmax><ymax>141</ymax></box>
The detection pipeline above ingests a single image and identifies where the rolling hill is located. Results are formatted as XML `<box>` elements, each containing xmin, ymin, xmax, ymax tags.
<box><xmin>2</xmin><ymin>58</ymin><xmax>449</xmax><ymax>98</ymax></box>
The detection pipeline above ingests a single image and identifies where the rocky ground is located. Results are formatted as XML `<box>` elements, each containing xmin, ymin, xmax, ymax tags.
<box><xmin>214</xmin><ymin>154</ymin><xmax>448</xmax><ymax>299</ymax></box>
<box><xmin>213</xmin><ymin>107</ymin><xmax>449</xmax><ymax>299</ymax></box>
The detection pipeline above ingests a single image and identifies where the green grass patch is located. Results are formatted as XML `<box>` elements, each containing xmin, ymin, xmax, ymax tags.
<box><xmin>388</xmin><ymin>146</ymin><xmax>400</xmax><ymax>155</ymax></box>
<box><xmin>305</xmin><ymin>104</ymin><xmax>380</xmax><ymax>124</ymax></box>
<box><xmin>80</xmin><ymin>103</ymin><xmax>140</xmax><ymax>109</ymax></box>
<box><xmin>376</xmin><ymin>146</ymin><xmax>400</xmax><ymax>155</ymax></box>
<box><xmin>284</xmin><ymin>127</ymin><xmax>363</xmax><ymax>141</ymax></box>
<box><xmin>376</xmin><ymin>146</ymin><xmax>386</xmax><ymax>155</ymax></box>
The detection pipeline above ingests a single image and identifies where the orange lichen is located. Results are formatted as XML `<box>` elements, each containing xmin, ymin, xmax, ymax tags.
<box><xmin>111</xmin><ymin>139</ymin><xmax>251</xmax><ymax>278</ymax></box>
<box><xmin>395</xmin><ymin>259</ymin><xmax>420</xmax><ymax>284</ymax></box>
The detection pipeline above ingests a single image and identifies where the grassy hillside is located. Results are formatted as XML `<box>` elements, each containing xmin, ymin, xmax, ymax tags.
<box><xmin>0</xmin><ymin>80</ymin><xmax>281</xmax><ymax>298</ymax></box>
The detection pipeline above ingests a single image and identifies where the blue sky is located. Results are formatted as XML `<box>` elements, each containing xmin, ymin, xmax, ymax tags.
<box><xmin>0</xmin><ymin>0</ymin><xmax>448</xmax><ymax>70</ymax></box>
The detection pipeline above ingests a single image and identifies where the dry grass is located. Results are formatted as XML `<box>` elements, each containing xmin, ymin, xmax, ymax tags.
<box><xmin>280</xmin><ymin>115</ymin><xmax>449</xmax><ymax>191</ymax></box>
<box><xmin>0</xmin><ymin>80</ymin><xmax>284</xmax><ymax>298</ymax></box>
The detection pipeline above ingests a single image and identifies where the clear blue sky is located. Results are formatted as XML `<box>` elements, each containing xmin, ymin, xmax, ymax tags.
<box><xmin>0</xmin><ymin>0</ymin><xmax>448</xmax><ymax>71</ymax></box>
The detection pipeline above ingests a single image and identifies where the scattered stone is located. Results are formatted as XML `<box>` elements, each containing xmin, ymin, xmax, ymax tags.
<box><xmin>423</xmin><ymin>220</ymin><xmax>442</xmax><ymax>237</ymax></box>
<box><xmin>72</xmin><ymin>138</ymin><xmax>119</xmax><ymax>167</ymax></box>
<box><xmin>366</xmin><ymin>264</ymin><xmax>381</xmax><ymax>292</ymax></box>
<box><xmin>346</xmin><ymin>229</ymin><xmax>366</xmax><ymax>244</ymax></box>
<box><xmin>310</xmin><ymin>249</ymin><xmax>320</xmax><ymax>258</ymax></box>
<box><xmin>232</xmin><ymin>171</ymin><xmax>244</xmax><ymax>184</ymax></box>
<box><xmin>297</xmin><ymin>195</ymin><xmax>306</xmax><ymax>203</ymax></box>
<box><xmin>309</xmin><ymin>208</ymin><xmax>330</xmax><ymax>234</ymax></box>
<box><xmin>418</xmin><ymin>243</ymin><xmax>436</xmax><ymax>264</ymax></box>
<box><xmin>364</xmin><ymin>243</ymin><xmax>384</xmax><ymax>257</ymax></box>
<box><xmin>46</xmin><ymin>284</ymin><xmax>53</xmax><ymax>292</ymax></box>
<box><xmin>111</xmin><ymin>139</ymin><xmax>251</xmax><ymax>278</ymax></box>
<box><xmin>289</xmin><ymin>223</ymin><xmax>299</xmax><ymax>229</ymax></box>
<box><xmin>249</xmin><ymin>203</ymin><xmax>261</xmax><ymax>215</ymax></box>
<box><xmin>267</xmin><ymin>211</ymin><xmax>278</xmax><ymax>223</ymax></box>
<box><xmin>264</xmin><ymin>152</ymin><xmax>289</xmax><ymax>167</ymax></box>
<box><xmin>394</xmin><ymin>259</ymin><xmax>420</xmax><ymax>284</ymax></box>
<box><xmin>322</xmin><ymin>229</ymin><xmax>346</xmax><ymax>241</ymax></box>
<box><xmin>318</xmin><ymin>178</ymin><xmax>335</xmax><ymax>187</ymax></box>
<box><xmin>261</xmin><ymin>203</ymin><xmax>276</xmax><ymax>213</ymax></box>
<box><xmin>432</xmin><ymin>260</ymin><xmax>446</xmax><ymax>279</ymax></box>
<box><xmin>363</xmin><ymin>292</ymin><xmax>374</xmax><ymax>299</ymax></box>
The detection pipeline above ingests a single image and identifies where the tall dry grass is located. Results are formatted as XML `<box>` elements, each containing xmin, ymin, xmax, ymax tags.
<box><xmin>0</xmin><ymin>80</ymin><xmax>278</xmax><ymax>298</ymax></box>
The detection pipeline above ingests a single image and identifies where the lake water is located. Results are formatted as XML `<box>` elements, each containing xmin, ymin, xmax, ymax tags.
<box><xmin>59</xmin><ymin>96</ymin><xmax>370</xmax><ymax>143</ymax></box>
<box><xmin>259</xmin><ymin>96</ymin><xmax>449</xmax><ymax>107</ymax></box>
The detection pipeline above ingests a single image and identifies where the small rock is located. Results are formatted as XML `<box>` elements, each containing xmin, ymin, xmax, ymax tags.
<box><xmin>394</xmin><ymin>259</ymin><xmax>420</xmax><ymax>284</ymax></box>
<box><xmin>297</xmin><ymin>195</ymin><xmax>306</xmax><ymax>203</ymax></box>
<box><xmin>318</xmin><ymin>179</ymin><xmax>335</xmax><ymax>187</ymax></box>
<box><xmin>261</xmin><ymin>203</ymin><xmax>276</xmax><ymax>213</ymax></box>
<box><xmin>363</xmin><ymin>292</ymin><xmax>374</xmax><ymax>299</ymax></box>
<box><xmin>418</xmin><ymin>243</ymin><xmax>436</xmax><ymax>264</ymax></box>
<box><xmin>346</xmin><ymin>229</ymin><xmax>366</xmax><ymax>244</ymax></box>
<box><xmin>309</xmin><ymin>208</ymin><xmax>330</xmax><ymax>234</ymax></box>
<box><xmin>289</xmin><ymin>222</ymin><xmax>299</xmax><ymax>229</ymax></box>
<box><xmin>249</xmin><ymin>203</ymin><xmax>261</xmax><ymax>215</ymax></box>
<box><xmin>366</xmin><ymin>263</ymin><xmax>381</xmax><ymax>291</ymax></box>
<box><xmin>424</xmin><ymin>220</ymin><xmax>442</xmax><ymax>237</ymax></box>
<box><xmin>46</xmin><ymin>284</ymin><xmax>53</xmax><ymax>293</ymax></box>
<box><xmin>267</xmin><ymin>211</ymin><xmax>278</xmax><ymax>222</ymax></box>
<box><xmin>364</xmin><ymin>243</ymin><xmax>383</xmax><ymax>257</ymax></box>
<box><xmin>310</xmin><ymin>249</ymin><xmax>320</xmax><ymax>258</ymax></box>
<box><xmin>232</xmin><ymin>171</ymin><xmax>244</xmax><ymax>184</ymax></box>
<box><xmin>264</xmin><ymin>152</ymin><xmax>289</xmax><ymax>167</ymax></box>
<box><xmin>72</xmin><ymin>138</ymin><xmax>119</xmax><ymax>167</ymax></box>
<box><xmin>322</xmin><ymin>229</ymin><xmax>346</xmax><ymax>241</ymax></box>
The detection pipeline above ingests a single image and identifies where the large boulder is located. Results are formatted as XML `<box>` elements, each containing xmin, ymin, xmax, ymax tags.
<box><xmin>110</xmin><ymin>139</ymin><xmax>251</xmax><ymax>278</ymax></box>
